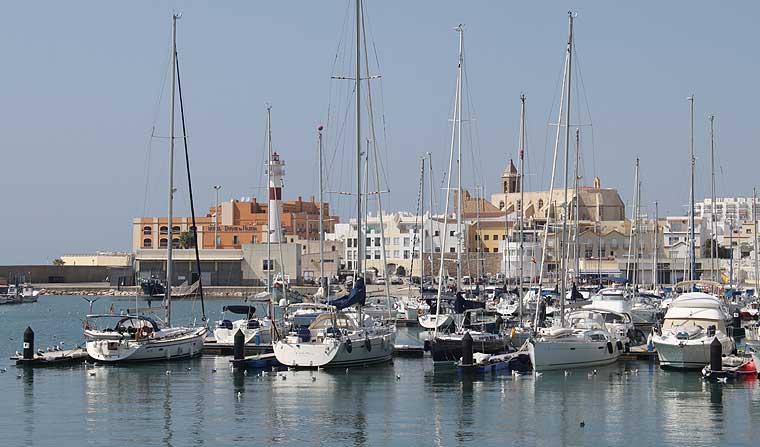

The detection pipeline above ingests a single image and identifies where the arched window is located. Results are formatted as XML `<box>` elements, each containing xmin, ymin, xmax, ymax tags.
<box><xmin>172</xmin><ymin>225</ymin><xmax>181</xmax><ymax>233</ymax></box>
<box><xmin>143</xmin><ymin>226</ymin><xmax>152</xmax><ymax>235</ymax></box>
<box><xmin>143</xmin><ymin>238</ymin><xmax>152</xmax><ymax>248</ymax></box>
<box><xmin>172</xmin><ymin>238</ymin><xmax>180</xmax><ymax>248</ymax></box>
<box><xmin>160</xmin><ymin>226</ymin><xmax>168</xmax><ymax>235</ymax></box>
<box><xmin>538</xmin><ymin>199</ymin><xmax>544</xmax><ymax>209</ymax></box>
<box><xmin>159</xmin><ymin>238</ymin><xmax>168</xmax><ymax>248</ymax></box>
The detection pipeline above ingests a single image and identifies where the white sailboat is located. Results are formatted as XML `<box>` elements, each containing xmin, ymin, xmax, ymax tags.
<box><xmin>273</xmin><ymin>0</ymin><xmax>395</xmax><ymax>368</ymax></box>
<box><xmin>528</xmin><ymin>12</ymin><xmax>621</xmax><ymax>371</ymax></box>
<box><xmin>85</xmin><ymin>15</ymin><xmax>206</xmax><ymax>362</ymax></box>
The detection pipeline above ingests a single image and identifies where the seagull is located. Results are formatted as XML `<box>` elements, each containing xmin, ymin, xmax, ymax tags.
<box><xmin>345</xmin><ymin>368</ymin><xmax>350</xmax><ymax>375</ymax></box>
<box><xmin>564</xmin><ymin>370</ymin><xmax>571</xmax><ymax>376</ymax></box>
<box><xmin>211</xmin><ymin>368</ymin><xmax>217</xmax><ymax>373</ymax></box>
<box><xmin>580</xmin><ymin>421</ymin><xmax>585</xmax><ymax>428</ymax></box>
<box><xmin>718</xmin><ymin>377</ymin><xmax>728</xmax><ymax>383</ymax></box>
<box><xmin>186</xmin><ymin>367</ymin><xmax>192</xmax><ymax>371</ymax></box>
<box><xmin>311</xmin><ymin>376</ymin><xmax>317</xmax><ymax>382</ymax></box>
<box><xmin>534</xmin><ymin>371</ymin><xmax>543</xmax><ymax>378</ymax></box>
<box><xmin>633</xmin><ymin>369</ymin><xmax>639</xmax><ymax>375</ymax></box>
<box><xmin>0</xmin><ymin>368</ymin><xmax>7</xmax><ymax>373</ymax></box>
<box><xmin>237</xmin><ymin>391</ymin><xmax>242</xmax><ymax>400</ymax></box>
<box><xmin>396</xmin><ymin>374</ymin><xmax>401</xmax><ymax>381</ymax></box>
<box><xmin>513</xmin><ymin>372</ymin><xmax>523</xmax><ymax>378</ymax></box>
<box><xmin>16</xmin><ymin>374</ymin><xmax>22</xmax><ymax>379</ymax></box>
<box><xmin>89</xmin><ymin>371</ymin><xmax>96</xmax><ymax>377</ymax></box>
<box><xmin>587</xmin><ymin>372</ymin><xmax>594</xmax><ymax>379</ymax></box>
<box><xmin>243</xmin><ymin>370</ymin><xmax>248</xmax><ymax>376</ymax></box>
<box><xmin>165</xmin><ymin>370</ymin><xmax>172</xmax><ymax>375</ymax></box>
<box><xmin>280</xmin><ymin>375</ymin><xmax>287</xmax><ymax>381</ymax></box>
<box><xmin>593</xmin><ymin>369</ymin><xmax>598</xmax><ymax>375</ymax></box>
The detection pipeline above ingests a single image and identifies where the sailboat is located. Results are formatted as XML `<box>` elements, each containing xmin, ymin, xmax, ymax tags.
<box><xmin>85</xmin><ymin>15</ymin><xmax>207</xmax><ymax>362</ymax></box>
<box><xmin>528</xmin><ymin>12</ymin><xmax>621</xmax><ymax>371</ymax></box>
<box><xmin>273</xmin><ymin>0</ymin><xmax>395</xmax><ymax>368</ymax></box>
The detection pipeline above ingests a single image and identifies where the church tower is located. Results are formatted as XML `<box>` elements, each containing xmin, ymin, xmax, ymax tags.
<box><xmin>501</xmin><ymin>159</ymin><xmax>520</xmax><ymax>193</ymax></box>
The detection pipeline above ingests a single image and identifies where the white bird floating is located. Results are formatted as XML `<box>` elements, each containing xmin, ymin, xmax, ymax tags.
<box><xmin>165</xmin><ymin>370</ymin><xmax>172</xmax><ymax>375</ymax></box>
<box><xmin>717</xmin><ymin>377</ymin><xmax>728</xmax><ymax>383</ymax></box>
<box><xmin>311</xmin><ymin>376</ymin><xmax>317</xmax><ymax>382</ymax></box>
<box><xmin>88</xmin><ymin>371</ymin><xmax>96</xmax><ymax>377</ymax></box>
<box><xmin>211</xmin><ymin>368</ymin><xmax>217</xmax><ymax>373</ymax></box>
<box><xmin>534</xmin><ymin>371</ymin><xmax>543</xmax><ymax>378</ymax></box>
<box><xmin>564</xmin><ymin>370</ymin><xmax>571</xmax><ymax>376</ymax></box>
<box><xmin>237</xmin><ymin>391</ymin><xmax>242</xmax><ymax>400</ymax></box>
<box><xmin>396</xmin><ymin>374</ymin><xmax>401</xmax><ymax>381</ymax></box>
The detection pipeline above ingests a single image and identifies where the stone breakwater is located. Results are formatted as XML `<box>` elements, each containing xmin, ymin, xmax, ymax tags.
<box><xmin>37</xmin><ymin>286</ymin><xmax>319</xmax><ymax>298</ymax></box>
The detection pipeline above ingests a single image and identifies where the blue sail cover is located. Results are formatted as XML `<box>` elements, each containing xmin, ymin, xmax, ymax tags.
<box><xmin>329</xmin><ymin>277</ymin><xmax>366</xmax><ymax>310</ymax></box>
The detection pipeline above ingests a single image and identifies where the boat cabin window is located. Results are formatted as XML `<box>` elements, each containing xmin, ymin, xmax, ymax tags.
<box><xmin>662</xmin><ymin>318</ymin><xmax>721</xmax><ymax>331</ymax></box>
<box><xmin>309</xmin><ymin>314</ymin><xmax>356</xmax><ymax>331</ymax></box>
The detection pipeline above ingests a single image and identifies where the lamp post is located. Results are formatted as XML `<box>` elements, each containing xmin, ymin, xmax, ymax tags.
<box><xmin>213</xmin><ymin>185</ymin><xmax>222</xmax><ymax>249</ymax></box>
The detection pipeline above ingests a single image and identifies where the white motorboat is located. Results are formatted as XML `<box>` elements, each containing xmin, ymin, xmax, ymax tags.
<box><xmin>529</xmin><ymin>310</ymin><xmax>622</xmax><ymax>371</ymax></box>
<box><xmin>85</xmin><ymin>314</ymin><xmax>206</xmax><ymax>362</ymax></box>
<box><xmin>418</xmin><ymin>312</ymin><xmax>454</xmax><ymax>330</ymax></box>
<box><xmin>7</xmin><ymin>283</ymin><xmax>39</xmax><ymax>303</ymax></box>
<box><xmin>213</xmin><ymin>303</ymin><xmax>278</xmax><ymax>346</ymax></box>
<box><xmin>575</xmin><ymin>307</ymin><xmax>635</xmax><ymax>346</ymax></box>
<box><xmin>651</xmin><ymin>292</ymin><xmax>735</xmax><ymax>369</ymax></box>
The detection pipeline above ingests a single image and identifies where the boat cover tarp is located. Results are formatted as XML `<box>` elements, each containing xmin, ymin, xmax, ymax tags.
<box><xmin>223</xmin><ymin>305</ymin><xmax>257</xmax><ymax>316</ymax></box>
<box><xmin>570</xmin><ymin>283</ymin><xmax>583</xmax><ymax>301</ymax></box>
<box><xmin>454</xmin><ymin>292</ymin><xmax>486</xmax><ymax>313</ymax></box>
<box><xmin>329</xmin><ymin>277</ymin><xmax>366</xmax><ymax>310</ymax></box>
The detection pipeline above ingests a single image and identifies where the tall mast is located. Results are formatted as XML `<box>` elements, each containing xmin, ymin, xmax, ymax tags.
<box><xmin>574</xmin><ymin>128</ymin><xmax>580</xmax><ymax>284</ymax></box>
<box><xmin>355</xmin><ymin>0</ymin><xmax>363</xmax><ymax>278</ymax></box>
<box><xmin>455</xmin><ymin>24</ymin><xmax>464</xmax><ymax>292</ymax></box>
<box><xmin>709</xmin><ymin>114</ymin><xmax>717</xmax><ymax>281</ymax></box>
<box><xmin>420</xmin><ymin>157</ymin><xmax>426</xmax><ymax>283</ymax></box>
<box><xmin>754</xmin><ymin>187</ymin><xmax>759</xmax><ymax>296</ymax></box>
<box><xmin>434</xmin><ymin>26</ymin><xmax>463</xmax><ymax>338</ymax></box>
<box><xmin>653</xmin><ymin>201</ymin><xmax>659</xmax><ymax>291</ymax></box>
<box><xmin>626</xmin><ymin>159</ymin><xmax>639</xmax><ymax>290</ymax></box>
<box><xmin>165</xmin><ymin>14</ymin><xmax>178</xmax><ymax>326</ymax></box>
<box><xmin>476</xmin><ymin>185</ymin><xmax>482</xmax><ymax>280</ymax></box>
<box><xmin>688</xmin><ymin>94</ymin><xmax>696</xmax><ymax>281</ymax></box>
<box><xmin>428</xmin><ymin>152</ymin><xmax>434</xmax><ymax>287</ymax></box>
<box><xmin>559</xmin><ymin>11</ymin><xmax>574</xmax><ymax>326</ymax></box>
<box><xmin>266</xmin><ymin>105</ymin><xmax>272</xmax><ymax>295</ymax></box>
<box><xmin>534</xmin><ymin>12</ymin><xmax>569</xmax><ymax>327</ymax></box>
<box><xmin>518</xmin><ymin>94</ymin><xmax>526</xmax><ymax>325</ymax></box>
<box><xmin>318</xmin><ymin>125</ymin><xmax>325</xmax><ymax>299</ymax></box>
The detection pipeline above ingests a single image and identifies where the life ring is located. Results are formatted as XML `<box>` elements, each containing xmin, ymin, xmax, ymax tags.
<box><xmin>417</xmin><ymin>308</ymin><xmax>424</xmax><ymax>317</ymax></box>
<box><xmin>345</xmin><ymin>338</ymin><xmax>353</xmax><ymax>353</ymax></box>
<box><xmin>365</xmin><ymin>337</ymin><xmax>372</xmax><ymax>352</ymax></box>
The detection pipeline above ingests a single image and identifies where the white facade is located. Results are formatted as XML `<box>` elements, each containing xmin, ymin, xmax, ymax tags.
<box><xmin>499</xmin><ymin>229</ymin><xmax>543</xmax><ymax>280</ymax></box>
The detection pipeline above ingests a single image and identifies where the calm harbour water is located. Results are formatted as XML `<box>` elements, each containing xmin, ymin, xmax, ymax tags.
<box><xmin>1</xmin><ymin>296</ymin><xmax>760</xmax><ymax>446</ymax></box>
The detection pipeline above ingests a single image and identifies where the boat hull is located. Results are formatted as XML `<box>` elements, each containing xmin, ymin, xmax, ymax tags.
<box><xmin>274</xmin><ymin>331</ymin><xmax>395</xmax><ymax>368</ymax></box>
<box><xmin>653</xmin><ymin>335</ymin><xmax>734</xmax><ymax>370</ymax></box>
<box><xmin>528</xmin><ymin>337</ymin><xmax>621</xmax><ymax>371</ymax></box>
<box><xmin>86</xmin><ymin>328</ymin><xmax>206</xmax><ymax>363</ymax></box>
<box><xmin>430</xmin><ymin>336</ymin><xmax>508</xmax><ymax>363</ymax></box>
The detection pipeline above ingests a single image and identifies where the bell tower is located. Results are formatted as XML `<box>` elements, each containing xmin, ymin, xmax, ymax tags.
<box><xmin>501</xmin><ymin>159</ymin><xmax>520</xmax><ymax>193</ymax></box>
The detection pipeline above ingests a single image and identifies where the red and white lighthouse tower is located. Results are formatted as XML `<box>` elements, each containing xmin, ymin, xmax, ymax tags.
<box><xmin>267</xmin><ymin>152</ymin><xmax>285</xmax><ymax>243</ymax></box>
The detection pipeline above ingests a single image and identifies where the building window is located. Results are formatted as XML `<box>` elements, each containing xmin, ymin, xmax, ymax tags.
<box><xmin>449</xmin><ymin>231</ymin><xmax>455</xmax><ymax>237</ymax></box>
<box><xmin>331</xmin><ymin>245</ymin><xmax>336</xmax><ymax>252</ymax></box>
<box><xmin>374</xmin><ymin>251</ymin><xmax>380</xmax><ymax>260</ymax></box>
<box><xmin>434</xmin><ymin>230</ymin><xmax>440</xmax><ymax>237</ymax></box>
<box><xmin>365</xmin><ymin>252</ymin><xmax>371</xmax><ymax>260</ymax></box>
<box><xmin>502</xmin><ymin>235</ymin><xmax>507</xmax><ymax>240</ymax></box>
<box><xmin>475</xmin><ymin>234</ymin><xmax>480</xmax><ymax>240</ymax></box>
<box><xmin>348</xmin><ymin>238</ymin><xmax>353</xmax><ymax>248</ymax></box>
<box><xmin>385</xmin><ymin>250</ymin><xmax>390</xmax><ymax>258</ymax></box>
<box><xmin>143</xmin><ymin>226</ymin><xmax>152</xmax><ymax>235</ymax></box>
<box><xmin>492</xmin><ymin>248</ymin><xmax>498</xmax><ymax>253</ymax></box>
<box><xmin>450</xmin><ymin>247</ymin><xmax>456</xmax><ymax>253</ymax></box>
<box><xmin>484</xmin><ymin>235</ymin><xmax>490</xmax><ymax>241</ymax></box>
<box><xmin>384</xmin><ymin>238</ymin><xmax>390</xmax><ymax>246</ymax></box>
<box><xmin>403</xmin><ymin>237</ymin><xmax>410</xmax><ymax>247</ymax></box>
<box><xmin>172</xmin><ymin>226</ymin><xmax>181</xmax><ymax>233</ymax></box>
<box><xmin>375</xmin><ymin>237</ymin><xmax>381</xmax><ymax>247</ymax></box>
<box><xmin>393</xmin><ymin>237</ymin><xmax>400</xmax><ymax>246</ymax></box>
<box><xmin>160</xmin><ymin>226</ymin><xmax>168</xmax><ymax>235</ymax></box>
<box><xmin>435</xmin><ymin>247</ymin><xmax>441</xmax><ymax>253</ymax></box>
<box><xmin>143</xmin><ymin>238</ymin><xmax>152</xmax><ymax>248</ymax></box>
<box><xmin>484</xmin><ymin>247</ymin><xmax>489</xmax><ymax>253</ymax></box>
<box><xmin>233</xmin><ymin>235</ymin><xmax>239</xmax><ymax>245</ymax></box>
<box><xmin>538</xmin><ymin>199</ymin><xmax>544</xmax><ymax>209</ymax></box>
<box><xmin>366</xmin><ymin>237</ymin><xmax>371</xmax><ymax>247</ymax></box>
<box><xmin>585</xmin><ymin>248</ymin><xmax>593</xmax><ymax>258</ymax></box>
<box><xmin>393</xmin><ymin>250</ymin><xmax>400</xmax><ymax>258</ymax></box>
<box><xmin>403</xmin><ymin>250</ymin><xmax>410</xmax><ymax>259</ymax></box>
<box><xmin>493</xmin><ymin>234</ymin><xmax>498</xmax><ymax>241</ymax></box>
<box><xmin>159</xmin><ymin>238</ymin><xmax>168</xmax><ymax>248</ymax></box>
<box><xmin>171</xmin><ymin>238</ymin><xmax>180</xmax><ymax>248</ymax></box>
<box><xmin>262</xmin><ymin>260</ymin><xmax>274</xmax><ymax>270</ymax></box>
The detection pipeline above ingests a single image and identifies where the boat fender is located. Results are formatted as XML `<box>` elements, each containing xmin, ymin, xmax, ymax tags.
<box><xmin>366</xmin><ymin>337</ymin><xmax>372</xmax><ymax>352</ymax></box>
<box><xmin>616</xmin><ymin>340</ymin><xmax>623</xmax><ymax>352</ymax></box>
<box><xmin>345</xmin><ymin>338</ymin><xmax>353</xmax><ymax>353</ymax></box>
<box><xmin>607</xmin><ymin>341</ymin><xmax>614</xmax><ymax>354</ymax></box>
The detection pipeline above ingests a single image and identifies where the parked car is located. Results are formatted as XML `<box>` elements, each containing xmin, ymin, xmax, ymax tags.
<box><xmin>375</xmin><ymin>277</ymin><xmax>386</xmax><ymax>285</ymax></box>
<box><xmin>390</xmin><ymin>276</ymin><xmax>403</xmax><ymax>285</ymax></box>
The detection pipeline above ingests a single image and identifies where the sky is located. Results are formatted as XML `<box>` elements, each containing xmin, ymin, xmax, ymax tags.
<box><xmin>0</xmin><ymin>1</ymin><xmax>758</xmax><ymax>264</ymax></box>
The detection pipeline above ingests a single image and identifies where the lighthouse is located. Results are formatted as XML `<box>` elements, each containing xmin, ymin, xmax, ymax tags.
<box><xmin>266</xmin><ymin>152</ymin><xmax>285</xmax><ymax>243</ymax></box>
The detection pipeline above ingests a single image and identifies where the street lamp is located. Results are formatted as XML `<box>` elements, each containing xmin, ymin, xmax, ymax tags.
<box><xmin>213</xmin><ymin>185</ymin><xmax>222</xmax><ymax>249</ymax></box>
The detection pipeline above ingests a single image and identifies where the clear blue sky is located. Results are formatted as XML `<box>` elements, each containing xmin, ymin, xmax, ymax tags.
<box><xmin>0</xmin><ymin>1</ymin><xmax>757</xmax><ymax>264</ymax></box>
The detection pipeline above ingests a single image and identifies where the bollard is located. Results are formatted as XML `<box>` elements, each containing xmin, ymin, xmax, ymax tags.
<box><xmin>709</xmin><ymin>337</ymin><xmax>722</xmax><ymax>373</ymax></box>
<box><xmin>233</xmin><ymin>329</ymin><xmax>245</xmax><ymax>362</ymax></box>
<box><xmin>733</xmin><ymin>312</ymin><xmax>741</xmax><ymax>330</ymax></box>
<box><xmin>461</xmin><ymin>332</ymin><xmax>473</xmax><ymax>366</ymax></box>
<box><xmin>23</xmin><ymin>326</ymin><xmax>34</xmax><ymax>360</ymax></box>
